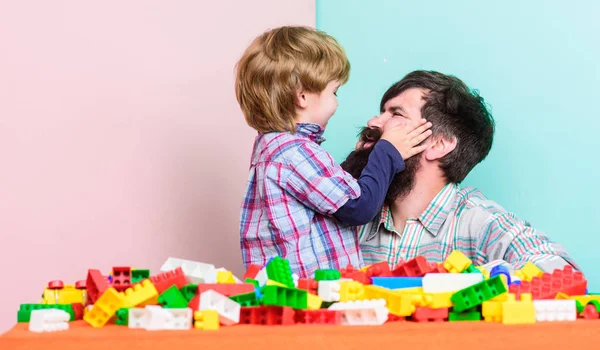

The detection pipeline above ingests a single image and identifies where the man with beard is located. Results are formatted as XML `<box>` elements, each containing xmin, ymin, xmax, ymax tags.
<box><xmin>341</xmin><ymin>70</ymin><xmax>578</xmax><ymax>272</ymax></box>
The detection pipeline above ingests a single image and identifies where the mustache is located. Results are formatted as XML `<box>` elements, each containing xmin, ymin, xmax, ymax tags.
<box><xmin>358</xmin><ymin>127</ymin><xmax>383</xmax><ymax>143</ymax></box>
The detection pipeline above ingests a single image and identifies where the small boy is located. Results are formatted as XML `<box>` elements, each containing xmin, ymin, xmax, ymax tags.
<box><xmin>235</xmin><ymin>26</ymin><xmax>432</xmax><ymax>278</ymax></box>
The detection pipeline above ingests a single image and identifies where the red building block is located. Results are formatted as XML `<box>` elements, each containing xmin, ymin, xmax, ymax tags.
<box><xmin>111</xmin><ymin>266</ymin><xmax>132</xmax><ymax>292</ymax></box>
<box><xmin>297</xmin><ymin>279</ymin><xmax>318</xmax><ymax>295</ymax></box>
<box><xmin>428</xmin><ymin>262</ymin><xmax>448</xmax><ymax>274</ymax></box>
<box><xmin>411</xmin><ymin>307</ymin><xmax>449</xmax><ymax>322</ymax></box>
<box><xmin>71</xmin><ymin>303</ymin><xmax>84</xmax><ymax>320</ymax></box>
<box><xmin>386</xmin><ymin>314</ymin><xmax>406</xmax><ymax>322</ymax></box>
<box><xmin>243</xmin><ymin>264</ymin><xmax>262</xmax><ymax>280</ymax></box>
<box><xmin>239</xmin><ymin>306</ymin><xmax>295</xmax><ymax>325</ymax></box>
<box><xmin>392</xmin><ymin>256</ymin><xmax>433</xmax><ymax>277</ymax></box>
<box><xmin>188</xmin><ymin>294</ymin><xmax>200</xmax><ymax>310</ymax></box>
<box><xmin>149</xmin><ymin>267</ymin><xmax>188</xmax><ymax>293</ymax></box>
<box><xmin>340</xmin><ymin>265</ymin><xmax>370</xmax><ymax>285</ymax></box>
<box><xmin>86</xmin><ymin>269</ymin><xmax>110</xmax><ymax>304</ymax></box>
<box><xmin>295</xmin><ymin>309</ymin><xmax>342</xmax><ymax>325</ymax></box>
<box><xmin>366</xmin><ymin>262</ymin><xmax>393</xmax><ymax>278</ymax></box>
<box><xmin>196</xmin><ymin>283</ymin><xmax>255</xmax><ymax>297</ymax></box>
<box><xmin>509</xmin><ymin>265</ymin><xmax>587</xmax><ymax>300</ymax></box>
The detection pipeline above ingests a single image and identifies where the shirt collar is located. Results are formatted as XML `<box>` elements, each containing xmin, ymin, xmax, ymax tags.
<box><xmin>368</xmin><ymin>183</ymin><xmax>458</xmax><ymax>240</ymax></box>
<box><xmin>295</xmin><ymin>123</ymin><xmax>326</xmax><ymax>144</ymax></box>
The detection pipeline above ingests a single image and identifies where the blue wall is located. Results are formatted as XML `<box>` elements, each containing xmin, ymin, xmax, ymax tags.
<box><xmin>317</xmin><ymin>0</ymin><xmax>599</xmax><ymax>289</ymax></box>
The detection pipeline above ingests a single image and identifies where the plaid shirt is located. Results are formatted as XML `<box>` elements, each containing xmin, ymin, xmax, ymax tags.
<box><xmin>358</xmin><ymin>183</ymin><xmax>578</xmax><ymax>272</ymax></box>
<box><xmin>240</xmin><ymin>123</ymin><xmax>364</xmax><ymax>278</ymax></box>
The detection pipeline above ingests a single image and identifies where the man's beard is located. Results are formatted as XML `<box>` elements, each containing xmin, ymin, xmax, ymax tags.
<box><xmin>340</xmin><ymin>127</ymin><xmax>421</xmax><ymax>205</ymax></box>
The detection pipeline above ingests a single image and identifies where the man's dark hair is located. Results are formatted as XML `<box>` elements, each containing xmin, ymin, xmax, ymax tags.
<box><xmin>381</xmin><ymin>70</ymin><xmax>495</xmax><ymax>183</ymax></box>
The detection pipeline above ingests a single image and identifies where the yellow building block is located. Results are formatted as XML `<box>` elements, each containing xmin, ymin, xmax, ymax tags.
<box><xmin>501</xmin><ymin>293</ymin><xmax>535</xmax><ymax>325</ymax></box>
<box><xmin>266</xmin><ymin>280</ymin><xmax>287</xmax><ymax>288</ymax></box>
<box><xmin>443</xmin><ymin>250</ymin><xmax>472</xmax><ymax>273</ymax></box>
<box><xmin>482</xmin><ymin>300</ymin><xmax>503</xmax><ymax>322</ymax></box>
<box><xmin>567</xmin><ymin>295</ymin><xmax>600</xmax><ymax>304</ymax></box>
<box><xmin>122</xmin><ymin>279</ymin><xmax>158</xmax><ymax>308</ymax></box>
<box><xmin>392</xmin><ymin>287</ymin><xmax>423</xmax><ymax>295</ymax></box>
<box><xmin>307</xmin><ymin>293</ymin><xmax>323</xmax><ymax>310</ymax></box>
<box><xmin>515</xmin><ymin>262</ymin><xmax>543</xmax><ymax>282</ymax></box>
<box><xmin>420</xmin><ymin>292</ymin><xmax>454</xmax><ymax>309</ymax></box>
<box><xmin>194</xmin><ymin>310</ymin><xmax>220</xmax><ymax>330</ymax></box>
<box><xmin>364</xmin><ymin>285</ymin><xmax>403</xmax><ymax>316</ymax></box>
<box><xmin>216</xmin><ymin>271</ymin><xmax>236</xmax><ymax>284</ymax></box>
<box><xmin>360</xmin><ymin>265</ymin><xmax>371</xmax><ymax>272</ymax></box>
<box><xmin>555</xmin><ymin>292</ymin><xmax>570</xmax><ymax>300</ymax></box>
<box><xmin>475</xmin><ymin>266</ymin><xmax>490</xmax><ymax>279</ymax></box>
<box><xmin>41</xmin><ymin>284</ymin><xmax>86</xmax><ymax>305</ymax></box>
<box><xmin>84</xmin><ymin>288</ymin><xmax>124</xmax><ymax>328</ymax></box>
<box><xmin>339</xmin><ymin>281</ymin><xmax>365</xmax><ymax>302</ymax></box>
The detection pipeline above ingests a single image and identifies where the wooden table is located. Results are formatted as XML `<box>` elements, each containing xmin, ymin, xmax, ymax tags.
<box><xmin>2</xmin><ymin>320</ymin><xmax>600</xmax><ymax>350</ymax></box>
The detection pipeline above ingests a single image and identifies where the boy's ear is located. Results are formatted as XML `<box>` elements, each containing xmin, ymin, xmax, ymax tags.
<box><xmin>424</xmin><ymin>135</ymin><xmax>457</xmax><ymax>161</ymax></box>
<box><xmin>296</xmin><ymin>88</ymin><xmax>308</xmax><ymax>109</ymax></box>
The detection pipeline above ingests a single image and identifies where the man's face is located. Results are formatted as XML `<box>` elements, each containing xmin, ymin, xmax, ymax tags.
<box><xmin>341</xmin><ymin>88</ymin><xmax>428</xmax><ymax>203</ymax></box>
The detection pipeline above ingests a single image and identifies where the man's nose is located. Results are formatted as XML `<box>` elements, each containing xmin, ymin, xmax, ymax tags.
<box><xmin>367</xmin><ymin>114</ymin><xmax>385</xmax><ymax>129</ymax></box>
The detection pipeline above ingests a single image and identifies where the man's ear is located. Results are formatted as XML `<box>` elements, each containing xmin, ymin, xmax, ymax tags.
<box><xmin>296</xmin><ymin>88</ymin><xmax>308</xmax><ymax>109</ymax></box>
<box><xmin>424</xmin><ymin>135</ymin><xmax>457</xmax><ymax>161</ymax></box>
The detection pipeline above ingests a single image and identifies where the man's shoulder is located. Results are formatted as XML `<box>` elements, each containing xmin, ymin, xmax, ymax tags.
<box><xmin>454</xmin><ymin>186</ymin><xmax>523</xmax><ymax>228</ymax></box>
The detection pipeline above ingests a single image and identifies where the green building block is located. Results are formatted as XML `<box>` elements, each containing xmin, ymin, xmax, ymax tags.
<box><xmin>265</xmin><ymin>257</ymin><xmax>294</xmax><ymax>288</ymax></box>
<box><xmin>158</xmin><ymin>285</ymin><xmax>188</xmax><ymax>308</ymax></box>
<box><xmin>576</xmin><ymin>300</ymin><xmax>584</xmax><ymax>314</ymax></box>
<box><xmin>180</xmin><ymin>284</ymin><xmax>198</xmax><ymax>302</ymax></box>
<box><xmin>462</xmin><ymin>265</ymin><xmax>479</xmax><ymax>274</ymax></box>
<box><xmin>449</xmin><ymin>307</ymin><xmax>481</xmax><ymax>321</ymax></box>
<box><xmin>450</xmin><ymin>276</ymin><xmax>507</xmax><ymax>312</ymax></box>
<box><xmin>260</xmin><ymin>285</ymin><xmax>308</xmax><ymax>309</ymax></box>
<box><xmin>131</xmin><ymin>269</ymin><xmax>150</xmax><ymax>284</ymax></box>
<box><xmin>245</xmin><ymin>278</ymin><xmax>259</xmax><ymax>288</ymax></box>
<box><xmin>321</xmin><ymin>301</ymin><xmax>336</xmax><ymax>308</ymax></box>
<box><xmin>314</xmin><ymin>269</ymin><xmax>341</xmax><ymax>281</ymax></box>
<box><xmin>115</xmin><ymin>308</ymin><xmax>129</xmax><ymax>326</ymax></box>
<box><xmin>17</xmin><ymin>304</ymin><xmax>75</xmax><ymax>323</ymax></box>
<box><xmin>230</xmin><ymin>292</ymin><xmax>260</xmax><ymax>307</ymax></box>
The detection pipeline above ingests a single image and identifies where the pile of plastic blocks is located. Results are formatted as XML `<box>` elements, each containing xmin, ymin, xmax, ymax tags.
<box><xmin>18</xmin><ymin>250</ymin><xmax>597</xmax><ymax>332</ymax></box>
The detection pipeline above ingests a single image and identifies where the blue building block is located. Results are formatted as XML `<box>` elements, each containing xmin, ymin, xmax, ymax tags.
<box><xmin>371</xmin><ymin>277</ymin><xmax>422</xmax><ymax>289</ymax></box>
<box><xmin>490</xmin><ymin>265</ymin><xmax>511</xmax><ymax>285</ymax></box>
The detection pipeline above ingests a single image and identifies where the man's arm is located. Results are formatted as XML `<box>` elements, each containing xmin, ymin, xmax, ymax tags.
<box><xmin>477</xmin><ymin>212</ymin><xmax>579</xmax><ymax>272</ymax></box>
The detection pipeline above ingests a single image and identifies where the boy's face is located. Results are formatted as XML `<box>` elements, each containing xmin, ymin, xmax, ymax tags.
<box><xmin>302</xmin><ymin>80</ymin><xmax>341</xmax><ymax>128</ymax></box>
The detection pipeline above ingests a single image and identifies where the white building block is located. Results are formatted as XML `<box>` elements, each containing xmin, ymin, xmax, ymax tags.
<box><xmin>145</xmin><ymin>306</ymin><xmax>171</xmax><ymax>331</ymax></box>
<box><xmin>160</xmin><ymin>257</ymin><xmax>217</xmax><ymax>284</ymax></box>
<box><xmin>128</xmin><ymin>308</ymin><xmax>151</xmax><ymax>329</ymax></box>
<box><xmin>162</xmin><ymin>308</ymin><xmax>193</xmax><ymax>330</ymax></box>
<box><xmin>533</xmin><ymin>300</ymin><xmax>577</xmax><ymax>322</ymax></box>
<box><xmin>29</xmin><ymin>309</ymin><xmax>70</xmax><ymax>333</ymax></box>
<box><xmin>422</xmin><ymin>273</ymin><xmax>483</xmax><ymax>293</ymax></box>
<box><xmin>328</xmin><ymin>299</ymin><xmax>388</xmax><ymax>325</ymax></box>
<box><xmin>254</xmin><ymin>267</ymin><xmax>268</xmax><ymax>286</ymax></box>
<box><xmin>318</xmin><ymin>281</ymin><xmax>341</xmax><ymax>302</ymax></box>
<box><xmin>199</xmin><ymin>290</ymin><xmax>240</xmax><ymax>325</ymax></box>
<box><xmin>292</xmin><ymin>273</ymin><xmax>299</xmax><ymax>288</ymax></box>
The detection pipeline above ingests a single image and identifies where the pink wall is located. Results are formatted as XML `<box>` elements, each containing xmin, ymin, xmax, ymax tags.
<box><xmin>0</xmin><ymin>0</ymin><xmax>315</xmax><ymax>332</ymax></box>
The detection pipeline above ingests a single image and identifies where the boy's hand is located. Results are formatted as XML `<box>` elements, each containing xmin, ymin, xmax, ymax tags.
<box><xmin>380</xmin><ymin>118</ymin><xmax>433</xmax><ymax>159</ymax></box>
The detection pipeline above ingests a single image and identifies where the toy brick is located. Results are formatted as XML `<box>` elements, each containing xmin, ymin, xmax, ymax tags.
<box><xmin>160</xmin><ymin>307</ymin><xmax>193</xmax><ymax>330</ymax></box>
<box><xmin>411</xmin><ymin>307</ymin><xmax>449</xmax><ymax>322</ymax></box>
<box><xmin>86</xmin><ymin>269</ymin><xmax>110</xmax><ymax>304</ymax></box>
<box><xmin>158</xmin><ymin>285</ymin><xmax>189</xmax><ymax>308</ymax></box>
<box><xmin>318</xmin><ymin>280</ymin><xmax>341</xmax><ymax>302</ymax></box>
<box><xmin>160</xmin><ymin>257</ymin><xmax>217</xmax><ymax>284</ymax></box>
<box><xmin>422</xmin><ymin>273</ymin><xmax>483</xmax><ymax>293</ymax></box>
<box><xmin>239</xmin><ymin>306</ymin><xmax>295</xmax><ymax>325</ymax></box>
<box><xmin>533</xmin><ymin>299</ymin><xmax>577</xmax><ymax>321</ymax></box>
<box><xmin>180</xmin><ymin>284</ymin><xmax>198</xmax><ymax>301</ymax></box>
<box><xmin>41</xmin><ymin>283</ymin><xmax>86</xmax><ymax>305</ymax></box>
<box><xmin>502</xmin><ymin>293</ymin><xmax>535</xmax><ymax>324</ymax></box>
<box><xmin>515</xmin><ymin>262</ymin><xmax>544</xmax><ymax>282</ymax></box>
<box><xmin>363</xmin><ymin>285</ymin><xmax>404</xmax><ymax>316</ymax></box>
<box><xmin>490</xmin><ymin>265</ymin><xmax>511</xmax><ymax>285</ymax></box>
<box><xmin>131</xmin><ymin>269</ymin><xmax>150</xmax><ymax>284</ymax></box>
<box><xmin>261</xmin><ymin>285</ymin><xmax>308</xmax><ymax>309</ymax></box>
<box><xmin>482</xmin><ymin>300</ymin><xmax>503</xmax><ymax>322</ymax></box>
<box><xmin>339</xmin><ymin>281</ymin><xmax>366</xmax><ymax>302</ymax></box>
<box><xmin>243</xmin><ymin>264</ymin><xmax>262</xmax><ymax>280</ymax></box>
<box><xmin>71</xmin><ymin>303</ymin><xmax>84</xmax><ymax>320</ymax></box>
<box><xmin>18</xmin><ymin>304</ymin><xmax>75</xmax><ymax>323</ymax></box>
<box><xmin>314</xmin><ymin>269</ymin><xmax>342</xmax><ymax>281</ymax></box>
<box><xmin>340</xmin><ymin>265</ymin><xmax>371</xmax><ymax>284</ymax></box>
<box><xmin>372</xmin><ymin>277</ymin><xmax>423</xmax><ymax>290</ymax></box>
<box><xmin>451</xmin><ymin>276</ymin><xmax>507</xmax><ymax>312</ymax></box>
<box><xmin>328</xmin><ymin>299</ymin><xmax>389</xmax><ymax>325</ymax></box>
<box><xmin>111</xmin><ymin>267</ymin><xmax>132</xmax><ymax>292</ymax></box>
<box><xmin>150</xmin><ymin>267</ymin><xmax>189</xmax><ymax>293</ymax></box>
<box><xmin>84</xmin><ymin>287</ymin><xmax>125</xmax><ymax>328</ymax></box>
<box><xmin>392</xmin><ymin>257</ymin><xmax>432</xmax><ymax>277</ymax></box>
<box><xmin>582</xmin><ymin>301</ymin><xmax>600</xmax><ymax>320</ymax></box>
<box><xmin>216</xmin><ymin>270</ymin><xmax>236</xmax><ymax>284</ymax></box>
<box><xmin>29</xmin><ymin>309</ymin><xmax>70</xmax><ymax>333</ymax></box>
<box><xmin>123</xmin><ymin>279</ymin><xmax>159</xmax><ymax>308</ymax></box>
<box><xmin>297</xmin><ymin>278</ymin><xmax>318</xmax><ymax>294</ymax></box>
<box><xmin>443</xmin><ymin>250</ymin><xmax>472</xmax><ymax>273</ymax></box>
<box><xmin>265</xmin><ymin>257</ymin><xmax>294</xmax><ymax>288</ymax></box>
<box><xmin>509</xmin><ymin>265</ymin><xmax>587</xmax><ymax>300</ymax></box>
<box><xmin>128</xmin><ymin>308</ymin><xmax>151</xmax><ymax>329</ymax></box>
<box><xmin>194</xmin><ymin>310</ymin><xmax>219</xmax><ymax>330</ymax></box>
<box><xmin>196</xmin><ymin>283</ymin><xmax>255</xmax><ymax>297</ymax></box>
<box><xmin>295</xmin><ymin>309</ymin><xmax>342</xmax><ymax>325</ymax></box>
<box><xmin>198</xmin><ymin>290</ymin><xmax>241</xmax><ymax>325</ymax></box>
<box><xmin>115</xmin><ymin>308</ymin><xmax>129</xmax><ymax>326</ymax></box>
<box><xmin>307</xmin><ymin>293</ymin><xmax>323</xmax><ymax>310</ymax></box>
<box><xmin>366</xmin><ymin>262</ymin><xmax>393</xmax><ymax>277</ymax></box>
<box><xmin>229</xmin><ymin>292</ymin><xmax>260</xmax><ymax>307</ymax></box>
<box><xmin>449</xmin><ymin>307</ymin><xmax>481</xmax><ymax>321</ymax></box>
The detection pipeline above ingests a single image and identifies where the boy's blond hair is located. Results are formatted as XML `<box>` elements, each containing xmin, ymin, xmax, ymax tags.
<box><xmin>235</xmin><ymin>26</ymin><xmax>350</xmax><ymax>134</ymax></box>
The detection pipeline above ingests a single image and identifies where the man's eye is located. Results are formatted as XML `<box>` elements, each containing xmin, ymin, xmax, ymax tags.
<box><xmin>334</xmin><ymin>92</ymin><xmax>338</xmax><ymax>96</ymax></box>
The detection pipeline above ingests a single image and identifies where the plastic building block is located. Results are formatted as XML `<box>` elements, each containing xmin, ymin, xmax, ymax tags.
<box><xmin>71</xmin><ymin>303</ymin><xmax>84</xmax><ymax>320</ymax></box>
<box><xmin>422</xmin><ymin>273</ymin><xmax>483</xmax><ymax>293</ymax></box>
<box><xmin>245</xmin><ymin>278</ymin><xmax>259</xmax><ymax>288</ymax></box>
<box><xmin>297</xmin><ymin>278</ymin><xmax>318</xmax><ymax>294</ymax></box>
<box><xmin>475</xmin><ymin>266</ymin><xmax>490</xmax><ymax>279</ymax></box>
<box><xmin>363</xmin><ymin>285</ymin><xmax>404</xmax><ymax>316</ymax></box>
<box><xmin>392</xmin><ymin>257</ymin><xmax>432</xmax><ymax>277</ymax></box>
<box><xmin>292</xmin><ymin>273</ymin><xmax>299</xmax><ymax>288</ymax></box>
<box><xmin>131</xmin><ymin>269</ymin><xmax>150</xmax><ymax>284</ymax></box>
<box><xmin>328</xmin><ymin>299</ymin><xmax>389</xmax><ymax>325</ymax></box>
<box><xmin>340</xmin><ymin>265</ymin><xmax>371</xmax><ymax>284</ymax></box>
<box><xmin>449</xmin><ymin>307</ymin><xmax>481</xmax><ymax>321</ymax></box>
<box><xmin>160</xmin><ymin>257</ymin><xmax>217</xmax><ymax>284</ymax></box>
<box><xmin>198</xmin><ymin>290</ymin><xmax>241</xmax><ymax>325</ymax></box>
<box><xmin>254</xmin><ymin>267</ymin><xmax>268</xmax><ymax>286</ymax></box>
<box><xmin>116</xmin><ymin>308</ymin><xmax>129</xmax><ymax>326</ymax></box>
<box><xmin>295</xmin><ymin>309</ymin><xmax>342</xmax><ymax>324</ymax></box>
<box><xmin>239</xmin><ymin>306</ymin><xmax>295</xmax><ymax>325</ymax></box>
<box><xmin>266</xmin><ymin>279</ymin><xmax>288</xmax><ymax>288</ymax></box>
<box><xmin>411</xmin><ymin>307</ymin><xmax>449</xmax><ymax>322</ymax></box>
<box><xmin>387</xmin><ymin>314</ymin><xmax>407</xmax><ymax>322</ymax></box>
<box><xmin>366</xmin><ymin>262</ymin><xmax>393</xmax><ymax>277</ymax></box>
<box><xmin>228</xmin><ymin>292</ymin><xmax>259</xmax><ymax>307</ymax></box>
<box><xmin>482</xmin><ymin>300</ymin><xmax>503</xmax><ymax>322</ymax></box>
<box><xmin>261</xmin><ymin>285</ymin><xmax>308</xmax><ymax>309</ymax></box>
<box><xmin>41</xmin><ymin>282</ymin><xmax>86</xmax><ymax>305</ymax></box>
<box><xmin>443</xmin><ymin>250</ymin><xmax>472</xmax><ymax>273</ymax></box>
<box><xmin>318</xmin><ymin>281</ymin><xmax>341</xmax><ymax>302</ymax></box>
<box><xmin>216</xmin><ymin>270</ymin><xmax>236</xmax><ymax>284</ymax></box>
<box><xmin>18</xmin><ymin>304</ymin><xmax>75</xmax><ymax>323</ymax></box>
<box><xmin>414</xmin><ymin>292</ymin><xmax>454</xmax><ymax>309</ymax></box>
<box><xmin>84</xmin><ymin>287</ymin><xmax>125</xmax><ymax>328</ymax></box>
<box><xmin>123</xmin><ymin>279</ymin><xmax>159</xmax><ymax>308</ymax></box>
<box><xmin>462</xmin><ymin>265</ymin><xmax>479</xmax><ymax>274</ymax></box>
<box><xmin>128</xmin><ymin>308</ymin><xmax>150</xmax><ymax>329</ymax></box>
<box><xmin>372</xmin><ymin>277</ymin><xmax>423</xmax><ymax>290</ymax></box>
<box><xmin>307</xmin><ymin>293</ymin><xmax>323</xmax><ymax>310</ymax></box>
<box><xmin>315</xmin><ymin>269</ymin><xmax>342</xmax><ymax>281</ymax></box>
<box><xmin>264</xmin><ymin>257</ymin><xmax>294</xmax><ymax>288</ymax></box>
<box><xmin>451</xmin><ymin>276</ymin><xmax>507</xmax><ymax>312</ymax></box>
<box><xmin>392</xmin><ymin>287</ymin><xmax>424</xmax><ymax>295</ymax></box>
<box><xmin>159</xmin><ymin>285</ymin><xmax>189</xmax><ymax>308</ymax></box>
<box><xmin>515</xmin><ymin>262</ymin><xmax>544</xmax><ymax>282</ymax></box>
<box><xmin>502</xmin><ymin>293</ymin><xmax>535</xmax><ymax>324</ymax></box>
<box><xmin>509</xmin><ymin>265</ymin><xmax>587</xmax><ymax>300</ymax></box>
<box><xmin>196</xmin><ymin>283</ymin><xmax>255</xmax><ymax>297</ymax></box>
<box><xmin>339</xmin><ymin>281</ymin><xmax>366</xmax><ymax>301</ymax></box>
<box><xmin>112</xmin><ymin>267</ymin><xmax>132</xmax><ymax>292</ymax></box>
<box><xmin>86</xmin><ymin>269</ymin><xmax>110</xmax><ymax>304</ymax></box>
<box><xmin>180</xmin><ymin>284</ymin><xmax>198</xmax><ymax>301</ymax></box>
<box><xmin>582</xmin><ymin>301</ymin><xmax>600</xmax><ymax>320</ymax></box>
<box><xmin>533</xmin><ymin>299</ymin><xmax>577</xmax><ymax>321</ymax></box>
<box><xmin>29</xmin><ymin>309</ymin><xmax>70</xmax><ymax>333</ymax></box>
<box><xmin>160</xmin><ymin>307</ymin><xmax>193</xmax><ymax>330</ymax></box>
<box><xmin>490</xmin><ymin>265</ymin><xmax>511</xmax><ymax>285</ymax></box>
<box><xmin>194</xmin><ymin>310</ymin><xmax>219</xmax><ymax>330</ymax></box>
<box><xmin>243</xmin><ymin>264</ymin><xmax>262</xmax><ymax>280</ymax></box>
<box><xmin>149</xmin><ymin>267</ymin><xmax>189</xmax><ymax>293</ymax></box>
<box><xmin>481</xmin><ymin>260</ymin><xmax>515</xmax><ymax>276</ymax></box>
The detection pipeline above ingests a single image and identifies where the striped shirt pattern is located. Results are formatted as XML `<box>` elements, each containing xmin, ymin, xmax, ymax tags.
<box><xmin>240</xmin><ymin>123</ymin><xmax>364</xmax><ymax>278</ymax></box>
<box><xmin>358</xmin><ymin>183</ymin><xmax>578</xmax><ymax>272</ymax></box>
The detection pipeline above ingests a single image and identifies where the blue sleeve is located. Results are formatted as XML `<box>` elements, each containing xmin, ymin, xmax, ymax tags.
<box><xmin>333</xmin><ymin>140</ymin><xmax>405</xmax><ymax>226</ymax></box>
